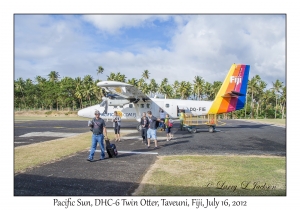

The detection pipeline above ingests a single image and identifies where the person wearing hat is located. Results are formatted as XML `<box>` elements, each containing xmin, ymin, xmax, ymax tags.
<box><xmin>87</xmin><ymin>110</ymin><xmax>108</xmax><ymax>162</ymax></box>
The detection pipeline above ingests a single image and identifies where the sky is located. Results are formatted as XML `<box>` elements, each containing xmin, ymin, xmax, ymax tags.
<box><xmin>14</xmin><ymin>14</ymin><xmax>286</xmax><ymax>89</ymax></box>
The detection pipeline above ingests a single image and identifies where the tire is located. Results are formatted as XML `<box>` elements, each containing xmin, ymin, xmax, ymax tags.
<box><xmin>208</xmin><ymin>126</ymin><xmax>214</xmax><ymax>133</ymax></box>
<box><xmin>191</xmin><ymin>128</ymin><xmax>197</xmax><ymax>133</ymax></box>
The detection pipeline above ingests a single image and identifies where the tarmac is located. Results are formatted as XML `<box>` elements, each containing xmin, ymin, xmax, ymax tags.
<box><xmin>14</xmin><ymin>119</ymin><xmax>286</xmax><ymax>196</ymax></box>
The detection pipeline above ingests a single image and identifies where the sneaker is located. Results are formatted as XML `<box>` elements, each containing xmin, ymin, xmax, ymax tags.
<box><xmin>99</xmin><ymin>157</ymin><xmax>105</xmax><ymax>160</ymax></box>
<box><xmin>87</xmin><ymin>158</ymin><xmax>93</xmax><ymax>162</ymax></box>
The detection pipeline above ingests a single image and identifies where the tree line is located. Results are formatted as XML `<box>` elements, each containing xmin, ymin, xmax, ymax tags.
<box><xmin>14</xmin><ymin>66</ymin><xmax>286</xmax><ymax>119</ymax></box>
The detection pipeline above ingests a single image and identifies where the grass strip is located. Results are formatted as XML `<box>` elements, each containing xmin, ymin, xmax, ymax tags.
<box><xmin>14</xmin><ymin>132</ymin><xmax>116</xmax><ymax>174</ymax></box>
<box><xmin>134</xmin><ymin>155</ymin><xmax>286</xmax><ymax>196</ymax></box>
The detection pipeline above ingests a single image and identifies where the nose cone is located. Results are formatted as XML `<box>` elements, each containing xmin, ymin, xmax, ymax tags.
<box><xmin>78</xmin><ymin>105</ymin><xmax>105</xmax><ymax>118</ymax></box>
<box><xmin>78</xmin><ymin>107</ymin><xmax>92</xmax><ymax>118</ymax></box>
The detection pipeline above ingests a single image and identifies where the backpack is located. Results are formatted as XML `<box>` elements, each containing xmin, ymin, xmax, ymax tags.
<box><xmin>168</xmin><ymin>119</ymin><xmax>173</xmax><ymax>127</ymax></box>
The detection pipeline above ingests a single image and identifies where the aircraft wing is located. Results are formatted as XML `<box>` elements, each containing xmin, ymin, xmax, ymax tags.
<box><xmin>97</xmin><ymin>81</ymin><xmax>150</xmax><ymax>101</ymax></box>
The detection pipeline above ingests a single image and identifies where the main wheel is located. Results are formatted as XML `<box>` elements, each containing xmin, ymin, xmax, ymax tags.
<box><xmin>191</xmin><ymin>127</ymin><xmax>197</xmax><ymax>133</ymax></box>
<box><xmin>208</xmin><ymin>126</ymin><xmax>214</xmax><ymax>133</ymax></box>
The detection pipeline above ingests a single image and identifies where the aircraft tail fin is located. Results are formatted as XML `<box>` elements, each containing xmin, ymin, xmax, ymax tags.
<box><xmin>208</xmin><ymin>64</ymin><xmax>250</xmax><ymax>114</ymax></box>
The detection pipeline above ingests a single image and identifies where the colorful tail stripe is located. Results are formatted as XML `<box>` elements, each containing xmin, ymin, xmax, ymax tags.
<box><xmin>208</xmin><ymin>64</ymin><xmax>250</xmax><ymax>114</ymax></box>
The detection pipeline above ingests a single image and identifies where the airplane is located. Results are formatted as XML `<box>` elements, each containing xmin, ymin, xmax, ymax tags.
<box><xmin>78</xmin><ymin>63</ymin><xmax>250</xmax><ymax>132</ymax></box>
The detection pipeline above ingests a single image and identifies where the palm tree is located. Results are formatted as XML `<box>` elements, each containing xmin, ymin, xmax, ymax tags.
<box><xmin>97</xmin><ymin>66</ymin><xmax>104</xmax><ymax>80</ymax></box>
<box><xmin>142</xmin><ymin>70</ymin><xmax>150</xmax><ymax>81</ymax></box>
<box><xmin>247</xmin><ymin>75</ymin><xmax>260</xmax><ymax>118</ymax></box>
<box><xmin>279</xmin><ymin>86</ymin><xmax>286</xmax><ymax>119</ymax></box>
<box><xmin>128</xmin><ymin>78</ymin><xmax>138</xmax><ymax>87</ymax></box>
<box><xmin>164</xmin><ymin>84</ymin><xmax>173</xmax><ymax>99</ymax></box>
<box><xmin>211</xmin><ymin>81</ymin><xmax>222</xmax><ymax>100</ymax></box>
<box><xmin>47</xmin><ymin>71</ymin><xmax>60</xmax><ymax>83</ymax></box>
<box><xmin>116</xmin><ymin>72</ymin><xmax>126</xmax><ymax>82</ymax></box>
<box><xmin>74</xmin><ymin>77</ymin><xmax>83</xmax><ymax>109</ymax></box>
<box><xmin>83</xmin><ymin>75</ymin><xmax>94</xmax><ymax>106</ymax></box>
<box><xmin>272</xmin><ymin>79</ymin><xmax>283</xmax><ymax>119</ymax></box>
<box><xmin>137</xmin><ymin>78</ymin><xmax>145</xmax><ymax>90</ymax></box>
<box><xmin>149</xmin><ymin>79</ymin><xmax>158</xmax><ymax>97</ymax></box>
<box><xmin>107</xmin><ymin>73</ymin><xmax>116</xmax><ymax>81</ymax></box>
<box><xmin>172</xmin><ymin>80</ymin><xmax>180</xmax><ymax>98</ymax></box>
<box><xmin>254</xmin><ymin>80</ymin><xmax>267</xmax><ymax>118</ymax></box>
<box><xmin>193</xmin><ymin>76</ymin><xmax>205</xmax><ymax>100</ymax></box>
<box><xmin>261</xmin><ymin>90</ymin><xmax>274</xmax><ymax>118</ymax></box>
<box><xmin>203</xmin><ymin>81</ymin><xmax>212</xmax><ymax>100</ymax></box>
<box><xmin>92</xmin><ymin>80</ymin><xmax>105</xmax><ymax>101</ymax></box>
<box><xmin>15</xmin><ymin>78</ymin><xmax>26</xmax><ymax>108</ymax></box>
<box><xmin>158</xmin><ymin>78</ymin><xmax>168</xmax><ymax>98</ymax></box>
<box><xmin>107</xmin><ymin>72</ymin><xmax>126</xmax><ymax>82</ymax></box>
<box><xmin>178</xmin><ymin>81</ymin><xmax>192</xmax><ymax>99</ymax></box>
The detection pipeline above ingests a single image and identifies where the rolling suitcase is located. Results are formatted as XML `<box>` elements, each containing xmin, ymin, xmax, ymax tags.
<box><xmin>105</xmin><ymin>139</ymin><xmax>118</xmax><ymax>158</ymax></box>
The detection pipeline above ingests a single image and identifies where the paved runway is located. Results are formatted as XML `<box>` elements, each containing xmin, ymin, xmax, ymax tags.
<box><xmin>14</xmin><ymin>119</ymin><xmax>286</xmax><ymax>196</ymax></box>
<box><xmin>14</xmin><ymin>120</ymin><xmax>139</xmax><ymax>147</ymax></box>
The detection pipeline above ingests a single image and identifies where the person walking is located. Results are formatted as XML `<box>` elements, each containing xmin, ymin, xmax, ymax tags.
<box><xmin>164</xmin><ymin>114</ymin><xmax>173</xmax><ymax>141</ymax></box>
<box><xmin>87</xmin><ymin>110</ymin><xmax>108</xmax><ymax>162</ymax></box>
<box><xmin>112</xmin><ymin>111</ymin><xmax>121</xmax><ymax>142</ymax></box>
<box><xmin>147</xmin><ymin>111</ymin><xmax>160</xmax><ymax>148</ymax></box>
<box><xmin>140</xmin><ymin>112</ymin><xmax>149</xmax><ymax>145</ymax></box>
<box><xmin>159</xmin><ymin>108</ymin><xmax>166</xmax><ymax>131</ymax></box>
<box><xmin>179</xmin><ymin>109</ymin><xmax>185</xmax><ymax>131</ymax></box>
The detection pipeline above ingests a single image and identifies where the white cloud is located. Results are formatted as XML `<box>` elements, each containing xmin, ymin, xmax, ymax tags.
<box><xmin>14</xmin><ymin>14</ymin><xmax>285</xmax><ymax>89</ymax></box>
<box><xmin>82</xmin><ymin>15</ymin><xmax>170</xmax><ymax>34</ymax></box>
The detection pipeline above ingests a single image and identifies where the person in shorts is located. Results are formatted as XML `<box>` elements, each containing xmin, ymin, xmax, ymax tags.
<box><xmin>112</xmin><ymin>111</ymin><xmax>121</xmax><ymax>142</ymax></box>
<box><xmin>164</xmin><ymin>114</ymin><xmax>173</xmax><ymax>141</ymax></box>
<box><xmin>147</xmin><ymin>111</ymin><xmax>161</xmax><ymax>148</ymax></box>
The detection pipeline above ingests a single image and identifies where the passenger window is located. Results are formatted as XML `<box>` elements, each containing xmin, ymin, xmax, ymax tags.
<box><xmin>114</xmin><ymin>106</ymin><xmax>117</xmax><ymax>109</ymax></box>
<box><xmin>120</xmin><ymin>106</ymin><xmax>123</xmax><ymax>108</ymax></box>
<box><xmin>146</xmin><ymin>104</ymin><xmax>150</xmax><ymax>108</ymax></box>
<box><xmin>129</xmin><ymin>104</ymin><xmax>133</xmax><ymax>108</ymax></box>
<box><xmin>165</xmin><ymin>104</ymin><xmax>170</xmax><ymax>108</ymax></box>
<box><xmin>141</xmin><ymin>104</ymin><xmax>144</xmax><ymax>108</ymax></box>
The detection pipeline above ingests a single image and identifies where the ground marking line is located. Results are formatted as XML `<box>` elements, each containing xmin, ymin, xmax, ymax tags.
<box><xmin>91</xmin><ymin>150</ymin><xmax>158</xmax><ymax>155</ymax></box>
<box><xmin>19</xmin><ymin>132</ymin><xmax>80</xmax><ymax>138</ymax></box>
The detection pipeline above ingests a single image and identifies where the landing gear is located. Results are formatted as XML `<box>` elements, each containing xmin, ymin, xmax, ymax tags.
<box><xmin>191</xmin><ymin>127</ymin><xmax>197</xmax><ymax>133</ymax></box>
<box><xmin>208</xmin><ymin>126</ymin><xmax>215</xmax><ymax>133</ymax></box>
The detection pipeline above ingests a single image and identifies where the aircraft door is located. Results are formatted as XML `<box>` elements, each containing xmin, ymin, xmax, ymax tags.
<box><xmin>164</xmin><ymin>102</ymin><xmax>176</xmax><ymax>118</ymax></box>
<box><xmin>152</xmin><ymin>101</ymin><xmax>164</xmax><ymax>117</ymax></box>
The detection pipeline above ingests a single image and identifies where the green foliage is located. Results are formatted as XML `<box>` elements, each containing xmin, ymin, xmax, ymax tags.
<box><xmin>14</xmin><ymin>68</ymin><xmax>286</xmax><ymax>119</ymax></box>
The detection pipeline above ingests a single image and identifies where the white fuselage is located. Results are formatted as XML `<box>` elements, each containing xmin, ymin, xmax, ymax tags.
<box><xmin>78</xmin><ymin>98</ymin><xmax>213</xmax><ymax>121</ymax></box>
